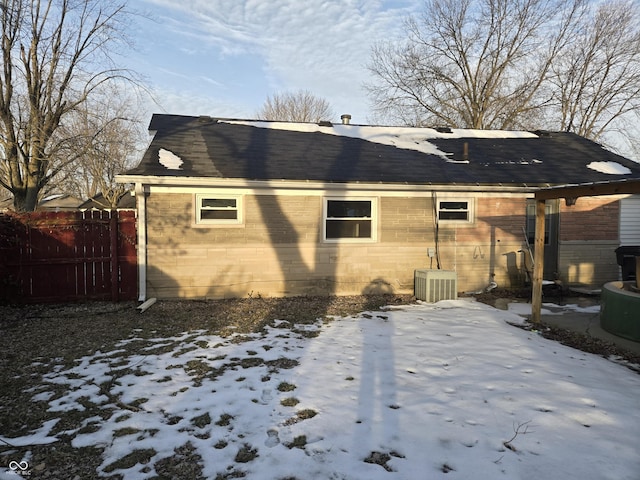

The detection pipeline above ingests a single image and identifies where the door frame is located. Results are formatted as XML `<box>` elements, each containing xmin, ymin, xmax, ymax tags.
<box><xmin>526</xmin><ymin>199</ymin><xmax>559</xmax><ymax>280</ymax></box>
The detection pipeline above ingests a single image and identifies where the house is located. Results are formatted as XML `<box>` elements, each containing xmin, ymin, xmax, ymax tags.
<box><xmin>39</xmin><ymin>194</ymin><xmax>85</xmax><ymax>211</ymax></box>
<box><xmin>79</xmin><ymin>192</ymin><xmax>136</xmax><ymax>210</ymax></box>
<box><xmin>0</xmin><ymin>193</ymin><xmax>84</xmax><ymax>212</ymax></box>
<box><xmin>117</xmin><ymin>114</ymin><xmax>640</xmax><ymax>300</ymax></box>
<box><xmin>620</xmin><ymin>194</ymin><xmax>640</xmax><ymax>246</ymax></box>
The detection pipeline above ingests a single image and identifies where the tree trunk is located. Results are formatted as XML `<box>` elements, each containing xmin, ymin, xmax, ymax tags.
<box><xmin>12</xmin><ymin>186</ymin><xmax>39</xmax><ymax>212</ymax></box>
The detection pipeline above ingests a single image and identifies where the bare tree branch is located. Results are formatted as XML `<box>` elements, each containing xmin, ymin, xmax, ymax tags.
<box><xmin>256</xmin><ymin>90</ymin><xmax>334</xmax><ymax>123</ymax></box>
<box><xmin>549</xmin><ymin>0</ymin><xmax>640</xmax><ymax>142</ymax></box>
<box><xmin>52</xmin><ymin>83</ymin><xmax>146</xmax><ymax>208</ymax></box>
<box><xmin>0</xmin><ymin>0</ymin><xmax>140</xmax><ymax>211</ymax></box>
<box><xmin>365</xmin><ymin>0</ymin><xmax>587</xmax><ymax>130</ymax></box>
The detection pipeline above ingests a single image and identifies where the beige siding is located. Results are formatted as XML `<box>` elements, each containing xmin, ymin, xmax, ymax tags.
<box><xmin>143</xmin><ymin>191</ymin><xmax>617</xmax><ymax>299</ymax></box>
<box><xmin>620</xmin><ymin>195</ymin><xmax>640</xmax><ymax>245</ymax></box>
<box><xmin>558</xmin><ymin>240</ymin><xmax>620</xmax><ymax>286</ymax></box>
<box><xmin>146</xmin><ymin>242</ymin><xmax>436</xmax><ymax>299</ymax></box>
<box><xmin>435</xmin><ymin>243</ymin><xmax>529</xmax><ymax>292</ymax></box>
<box><xmin>145</xmin><ymin>193</ymin><xmax>437</xmax><ymax>299</ymax></box>
<box><xmin>434</xmin><ymin>197</ymin><xmax>529</xmax><ymax>292</ymax></box>
<box><xmin>558</xmin><ymin>196</ymin><xmax>622</xmax><ymax>286</ymax></box>
<box><xmin>380</xmin><ymin>197</ymin><xmax>433</xmax><ymax>243</ymax></box>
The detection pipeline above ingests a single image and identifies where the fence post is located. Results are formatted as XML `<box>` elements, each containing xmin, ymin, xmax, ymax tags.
<box><xmin>110</xmin><ymin>211</ymin><xmax>119</xmax><ymax>302</ymax></box>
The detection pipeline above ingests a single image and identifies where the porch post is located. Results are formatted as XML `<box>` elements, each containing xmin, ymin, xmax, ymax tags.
<box><xmin>531</xmin><ymin>199</ymin><xmax>546</xmax><ymax>323</ymax></box>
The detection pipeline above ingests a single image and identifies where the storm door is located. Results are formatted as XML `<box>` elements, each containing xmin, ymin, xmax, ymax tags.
<box><xmin>525</xmin><ymin>199</ymin><xmax>559</xmax><ymax>280</ymax></box>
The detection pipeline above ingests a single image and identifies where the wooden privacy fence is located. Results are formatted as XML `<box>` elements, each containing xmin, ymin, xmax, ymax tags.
<box><xmin>0</xmin><ymin>210</ymin><xmax>137</xmax><ymax>303</ymax></box>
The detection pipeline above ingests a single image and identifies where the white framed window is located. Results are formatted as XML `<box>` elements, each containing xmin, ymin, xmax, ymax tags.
<box><xmin>195</xmin><ymin>194</ymin><xmax>243</xmax><ymax>225</ymax></box>
<box><xmin>437</xmin><ymin>198</ymin><xmax>473</xmax><ymax>223</ymax></box>
<box><xmin>323</xmin><ymin>197</ymin><xmax>377</xmax><ymax>242</ymax></box>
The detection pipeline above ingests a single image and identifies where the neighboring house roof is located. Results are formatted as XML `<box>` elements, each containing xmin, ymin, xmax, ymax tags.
<box><xmin>121</xmin><ymin>114</ymin><xmax>640</xmax><ymax>187</ymax></box>
<box><xmin>38</xmin><ymin>194</ymin><xmax>84</xmax><ymax>210</ymax></box>
<box><xmin>2</xmin><ymin>194</ymin><xmax>83</xmax><ymax>211</ymax></box>
<box><xmin>1</xmin><ymin>193</ymin><xmax>134</xmax><ymax>212</ymax></box>
<box><xmin>79</xmin><ymin>192</ymin><xmax>136</xmax><ymax>210</ymax></box>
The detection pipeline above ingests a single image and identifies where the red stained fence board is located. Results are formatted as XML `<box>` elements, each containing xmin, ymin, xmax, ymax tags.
<box><xmin>0</xmin><ymin>210</ymin><xmax>137</xmax><ymax>303</ymax></box>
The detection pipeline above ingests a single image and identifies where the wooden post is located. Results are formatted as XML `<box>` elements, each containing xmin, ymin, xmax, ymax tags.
<box><xmin>531</xmin><ymin>199</ymin><xmax>546</xmax><ymax>323</ymax></box>
<box><xmin>110</xmin><ymin>211</ymin><xmax>119</xmax><ymax>302</ymax></box>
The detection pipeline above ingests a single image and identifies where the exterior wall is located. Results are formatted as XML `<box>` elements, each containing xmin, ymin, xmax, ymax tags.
<box><xmin>142</xmin><ymin>189</ymin><xmax>622</xmax><ymax>299</ymax></box>
<box><xmin>435</xmin><ymin>196</ymin><xmax>529</xmax><ymax>293</ymax></box>
<box><xmin>558</xmin><ymin>196</ymin><xmax>621</xmax><ymax>286</ymax></box>
<box><xmin>144</xmin><ymin>192</ymin><xmax>436</xmax><ymax>299</ymax></box>
<box><xmin>620</xmin><ymin>195</ymin><xmax>640</xmax><ymax>246</ymax></box>
<box><xmin>558</xmin><ymin>240</ymin><xmax>620</xmax><ymax>286</ymax></box>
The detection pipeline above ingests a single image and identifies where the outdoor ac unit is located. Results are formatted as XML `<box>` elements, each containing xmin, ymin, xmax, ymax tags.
<box><xmin>414</xmin><ymin>269</ymin><xmax>458</xmax><ymax>302</ymax></box>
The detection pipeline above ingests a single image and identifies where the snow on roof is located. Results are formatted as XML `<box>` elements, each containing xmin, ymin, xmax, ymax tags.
<box><xmin>159</xmin><ymin>148</ymin><xmax>184</xmax><ymax>170</ymax></box>
<box><xmin>41</xmin><ymin>194</ymin><xmax>66</xmax><ymax>202</ymax></box>
<box><xmin>587</xmin><ymin>161</ymin><xmax>632</xmax><ymax>175</ymax></box>
<box><xmin>221</xmin><ymin>120</ymin><xmax>539</xmax><ymax>161</ymax></box>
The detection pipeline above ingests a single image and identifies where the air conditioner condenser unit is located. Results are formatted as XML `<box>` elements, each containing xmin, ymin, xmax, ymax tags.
<box><xmin>414</xmin><ymin>269</ymin><xmax>458</xmax><ymax>302</ymax></box>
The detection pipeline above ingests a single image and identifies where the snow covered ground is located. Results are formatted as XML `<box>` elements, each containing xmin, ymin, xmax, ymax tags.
<box><xmin>2</xmin><ymin>299</ymin><xmax>639</xmax><ymax>479</ymax></box>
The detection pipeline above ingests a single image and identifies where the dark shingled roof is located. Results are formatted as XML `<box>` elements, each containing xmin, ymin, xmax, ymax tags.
<box><xmin>123</xmin><ymin>114</ymin><xmax>640</xmax><ymax>187</ymax></box>
<box><xmin>79</xmin><ymin>192</ymin><xmax>135</xmax><ymax>210</ymax></box>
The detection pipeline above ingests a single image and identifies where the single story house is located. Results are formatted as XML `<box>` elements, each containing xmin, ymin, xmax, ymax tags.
<box><xmin>620</xmin><ymin>194</ymin><xmax>640</xmax><ymax>246</ymax></box>
<box><xmin>0</xmin><ymin>194</ymin><xmax>84</xmax><ymax>212</ymax></box>
<box><xmin>79</xmin><ymin>192</ymin><xmax>136</xmax><ymax>210</ymax></box>
<box><xmin>117</xmin><ymin>114</ymin><xmax>640</xmax><ymax>300</ymax></box>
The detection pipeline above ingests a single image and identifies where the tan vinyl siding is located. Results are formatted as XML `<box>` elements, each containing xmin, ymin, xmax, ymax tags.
<box><xmin>620</xmin><ymin>195</ymin><xmax>640</xmax><ymax>245</ymax></box>
<box><xmin>143</xmin><ymin>191</ymin><xmax>619</xmax><ymax>298</ymax></box>
<box><xmin>145</xmin><ymin>193</ymin><xmax>437</xmax><ymax>298</ymax></box>
<box><xmin>557</xmin><ymin>196</ymin><xmax>623</xmax><ymax>285</ymax></box>
<box><xmin>434</xmin><ymin>197</ymin><xmax>529</xmax><ymax>292</ymax></box>
<box><xmin>558</xmin><ymin>240</ymin><xmax>620</xmax><ymax>286</ymax></box>
<box><xmin>380</xmin><ymin>197</ymin><xmax>434</xmax><ymax>243</ymax></box>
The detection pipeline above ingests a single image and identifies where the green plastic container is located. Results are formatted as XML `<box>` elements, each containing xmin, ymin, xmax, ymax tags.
<box><xmin>600</xmin><ymin>281</ymin><xmax>640</xmax><ymax>342</ymax></box>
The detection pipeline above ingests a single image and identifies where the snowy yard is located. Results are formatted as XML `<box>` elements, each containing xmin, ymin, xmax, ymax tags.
<box><xmin>2</xmin><ymin>299</ymin><xmax>639</xmax><ymax>479</ymax></box>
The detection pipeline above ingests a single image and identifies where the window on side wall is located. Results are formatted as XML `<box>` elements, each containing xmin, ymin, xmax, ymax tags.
<box><xmin>195</xmin><ymin>194</ymin><xmax>242</xmax><ymax>225</ymax></box>
<box><xmin>324</xmin><ymin>198</ymin><xmax>376</xmax><ymax>241</ymax></box>
<box><xmin>437</xmin><ymin>199</ymin><xmax>472</xmax><ymax>222</ymax></box>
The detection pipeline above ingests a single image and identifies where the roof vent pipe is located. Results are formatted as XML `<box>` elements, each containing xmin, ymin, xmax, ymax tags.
<box><xmin>341</xmin><ymin>114</ymin><xmax>351</xmax><ymax>125</ymax></box>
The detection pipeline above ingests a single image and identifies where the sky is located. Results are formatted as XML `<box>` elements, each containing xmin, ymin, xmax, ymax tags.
<box><xmin>129</xmin><ymin>0</ymin><xmax>421</xmax><ymax>124</ymax></box>
<box><xmin>2</xmin><ymin>299</ymin><xmax>639</xmax><ymax>479</ymax></box>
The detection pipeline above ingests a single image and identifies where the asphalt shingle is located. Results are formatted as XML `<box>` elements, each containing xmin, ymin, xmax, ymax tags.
<box><xmin>124</xmin><ymin>114</ymin><xmax>640</xmax><ymax>187</ymax></box>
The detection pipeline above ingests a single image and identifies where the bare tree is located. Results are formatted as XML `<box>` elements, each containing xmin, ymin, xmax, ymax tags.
<box><xmin>548</xmin><ymin>0</ymin><xmax>640</xmax><ymax>142</ymax></box>
<box><xmin>55</xmin><ymin>85</ymin><xmax>146</xmax><ymax>208</ymax></box>
<box><xmin>257</xmin><ymin>90</ymin><xmax>334</xmax><ymax>123</ymax></box>
<box><xmin>0</xmin><ymin>0</ymin><xmax>137</xmax><ymax>212</ymax></box>
<box><xmin>366</xmin><ymin>0</ymin><xmax>586</xmax><ymax>130</ymax></box>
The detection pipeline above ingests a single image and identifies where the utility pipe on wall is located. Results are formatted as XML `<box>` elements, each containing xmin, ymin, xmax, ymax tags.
<box><xmin>135</xmin><ymin>183</ymin><xmax>147</xmax><ymax>302</ymax></box>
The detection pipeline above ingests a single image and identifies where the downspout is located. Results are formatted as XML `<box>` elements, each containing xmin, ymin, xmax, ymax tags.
<box><xmin>431</xmin><ymin>192</ymin><xmax>442</xmax><ymax>269</ymax></box>
<box><xmin>135</xmin><ymin>182</ymin><xmax>147</xmax><ymax>302</ymax></box>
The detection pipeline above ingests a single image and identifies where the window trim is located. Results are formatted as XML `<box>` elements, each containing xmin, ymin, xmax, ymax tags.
<box><xmin>194</xmin><ymin>194</ymin><xmax>243</xmax><ymax>226</ymax></box>
<box><xmin>323</xmin><ymin>197</ymin><xmax>377</xmax><ymax>243</ymax></box>
<box><xmin>436</xmin><ymin>197</ymin><xmax>474</xmax><ymax>224</ymax></box>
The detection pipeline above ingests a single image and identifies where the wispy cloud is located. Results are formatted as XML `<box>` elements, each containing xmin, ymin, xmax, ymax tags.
<box><xmin>144</xmin><ymin>85</ymin><xmax>248</xmax><ymax>118</ymax></box>
<box><xmin>137</xmin><ymin>0</ymin><xmax>420</xmax><ymax>121</ymax></box>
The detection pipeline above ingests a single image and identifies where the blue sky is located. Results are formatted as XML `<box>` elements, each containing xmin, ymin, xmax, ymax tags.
<box><xmin>129</xmin><ymin>0</ymin><xmax>421</xmax><ymax>124</ymax></box>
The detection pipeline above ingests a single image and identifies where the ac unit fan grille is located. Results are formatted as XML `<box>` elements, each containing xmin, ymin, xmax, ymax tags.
<box><xmin>414</xmin><ymin>269</ymin><xmax>458</xmax><ymax>302</ymax></box>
